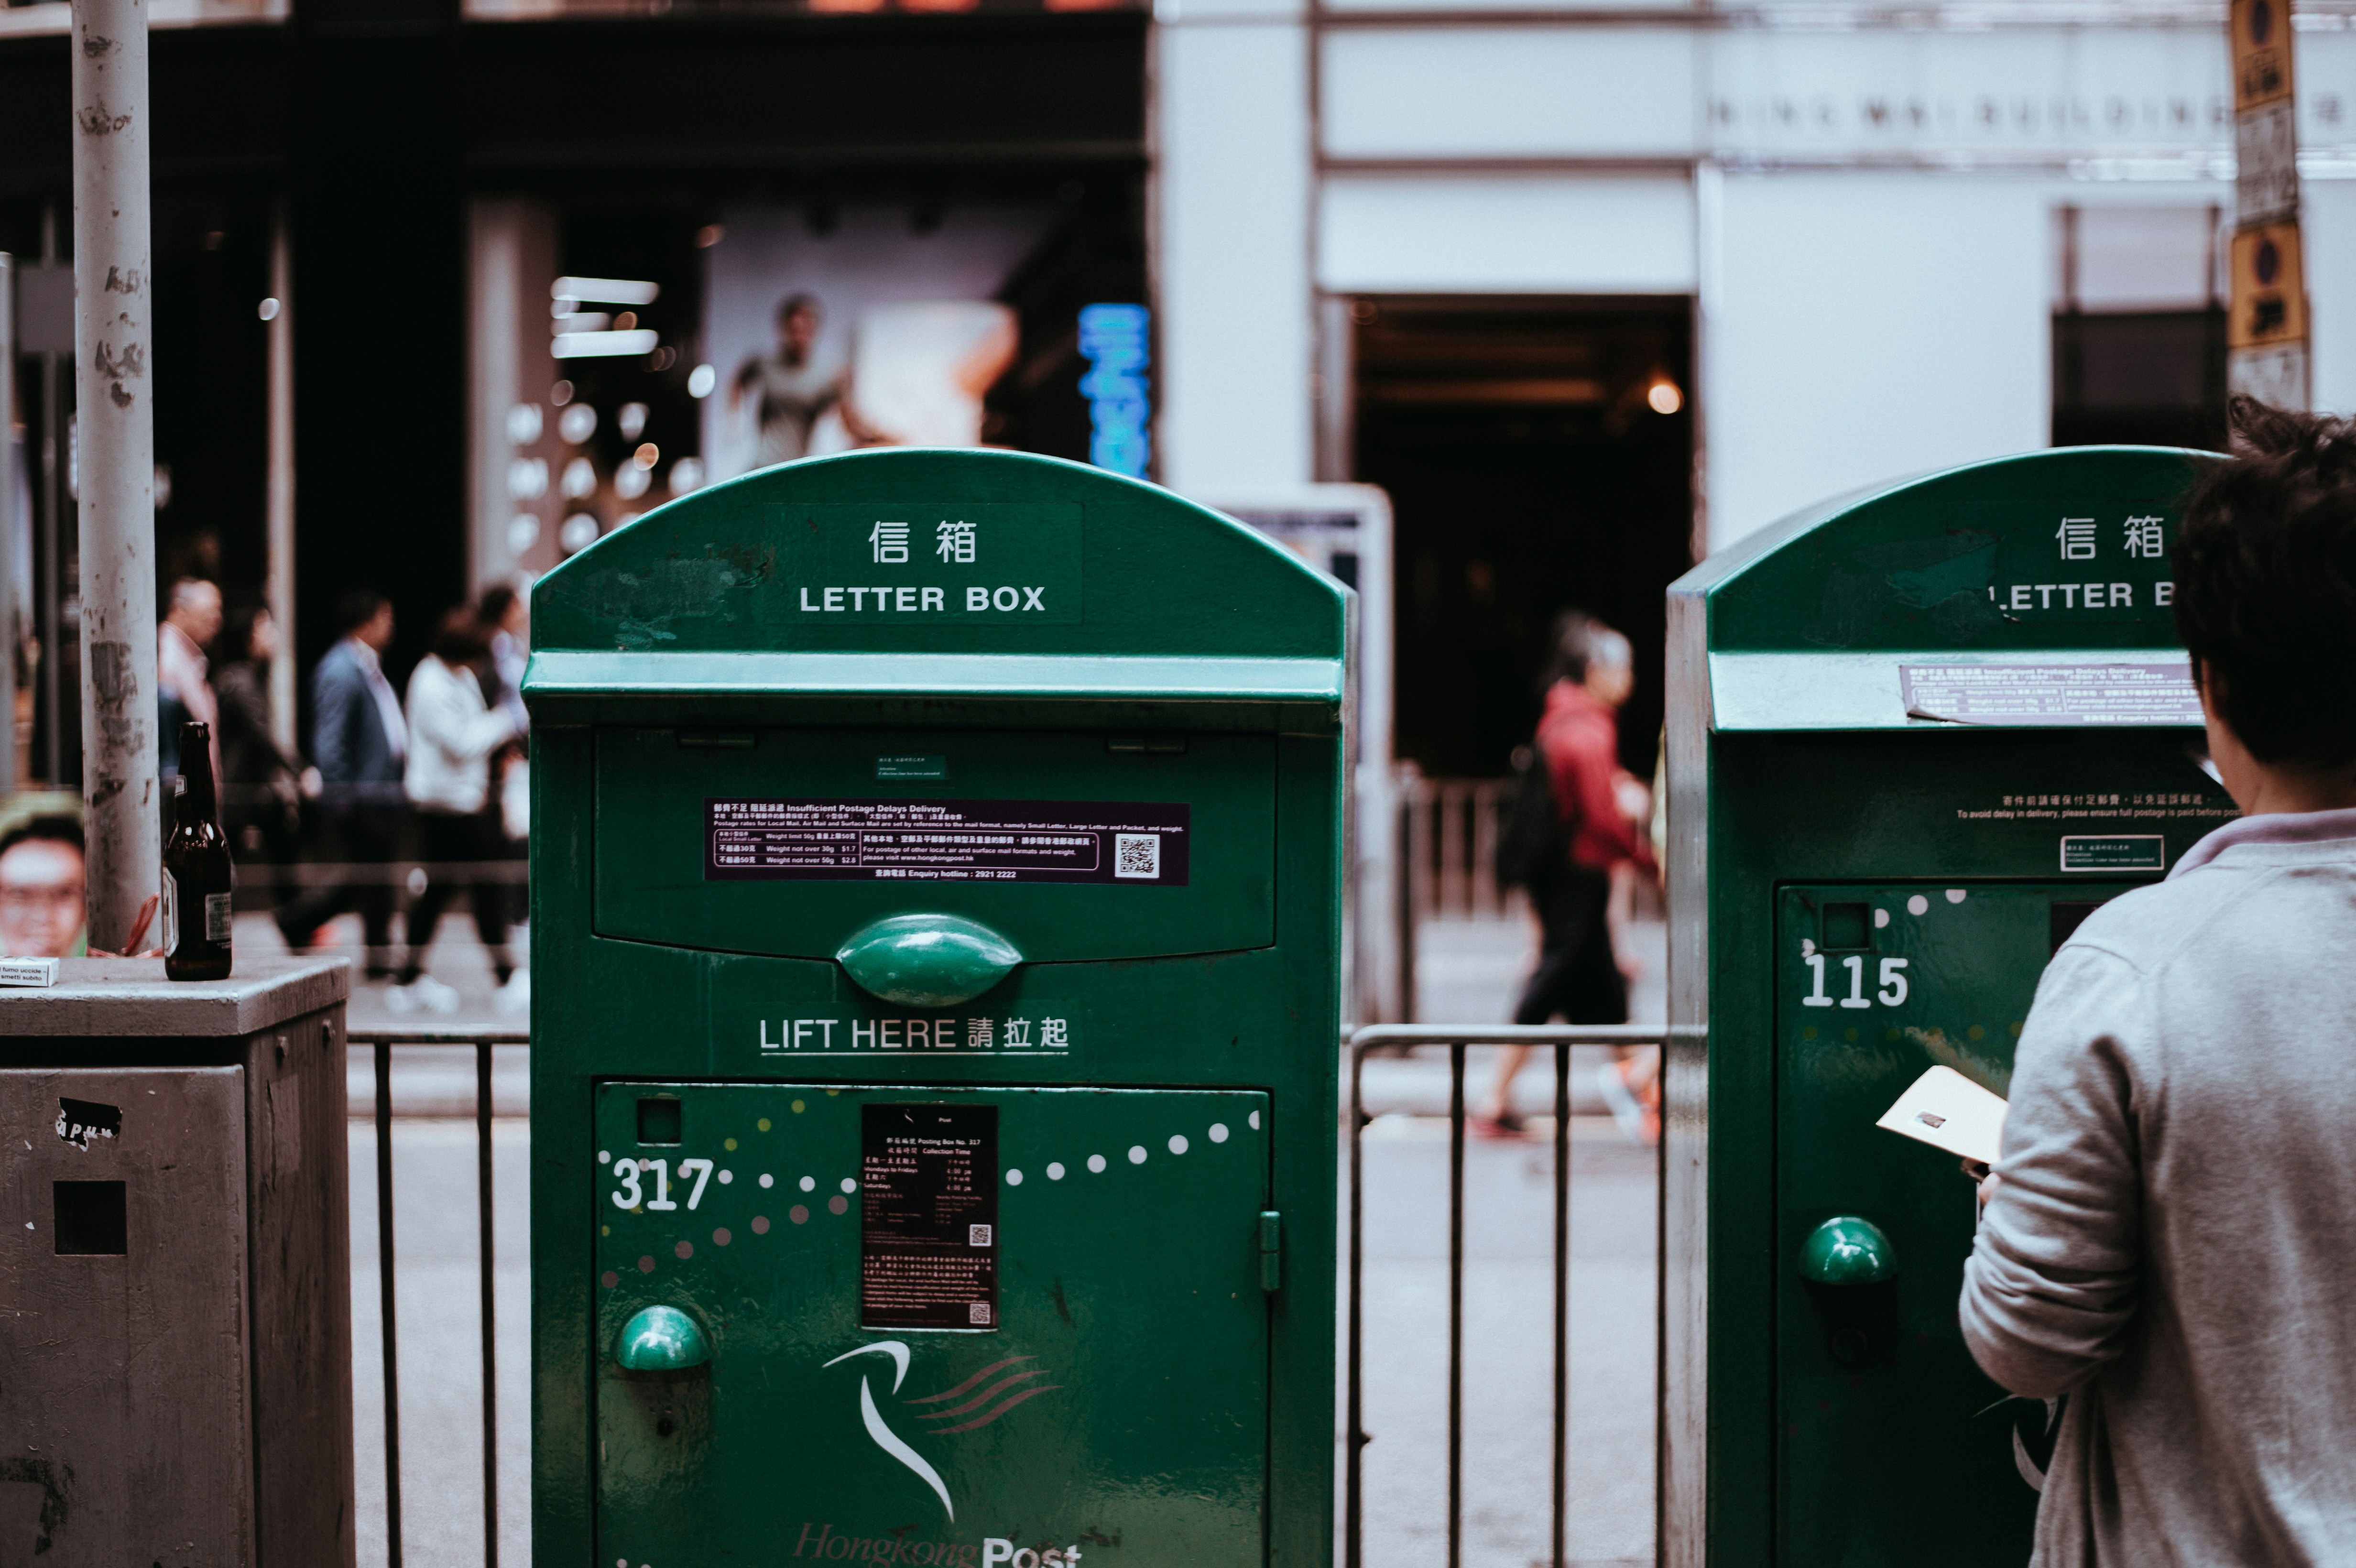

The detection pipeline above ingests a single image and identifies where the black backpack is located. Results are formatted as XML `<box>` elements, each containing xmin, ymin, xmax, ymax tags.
<box><xmin>1495</xmin><ymin>740</ymin><xmax>1577</xmax><ymax>890</ymax></box>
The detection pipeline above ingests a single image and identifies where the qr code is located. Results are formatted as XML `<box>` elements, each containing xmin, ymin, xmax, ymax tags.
<box><xmin>1113</xmin><ymin>833</ymin><xmax>1160</xmax><ymax>880</ymax></box>
<box><xmin>969</xmin><ymin>1223</ymin><xmax>993</xmax><ymax>1246</ymax></box>
<box><xmin>969</xmin><ymin>1301</ymin><xmax>993</xmax><ymax>1325</ymax></box>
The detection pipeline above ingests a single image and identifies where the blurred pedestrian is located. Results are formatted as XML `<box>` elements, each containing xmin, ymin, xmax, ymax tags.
<box><xmin>157</xmin><ymin>576</ymin><xmax>223</xmax><ymax>784</ymax></box>
<box><xmin>477</xmin><ymin>582</ymin><xmax>532</xmax><ymax>940</ymax></box>
<box><xmin>1961</xmin><ymin>399</ymin><xmax>2356</xmax><ymax>1565</ymax></box>
<box><xmin>391</xmin><ymin>606</ymin><xmax>523</xmax><ymax>1013</ymax></box>
<box><xmin>476</xmin><ymin>582</ymin><xmax>528</xmax><ymax>730</ymax></box>
<box><xmin>213</xmin><ymin>603</ymin><xmax>318</xmax><ymax>908</ymax></box>
<box><xmin>1480</xmin><ymin>612</ymin><xmax>1655</xmax><ymax>1140</ymax></box>
<box><xmin>0</xmin><ymin>815</ymin><xmax>85</xmax><ymax>958</ymax></box>
<box><xmin>274</xmin><ymin>588</ymin><xmax>406</xmax><ymax>979</ymax></box>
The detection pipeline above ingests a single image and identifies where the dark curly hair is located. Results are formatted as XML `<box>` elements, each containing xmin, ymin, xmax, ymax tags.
<box><xmin>2174</xmin><ymin>396</ymin><xmax>2356</xmax><ymax>768</ymax></box>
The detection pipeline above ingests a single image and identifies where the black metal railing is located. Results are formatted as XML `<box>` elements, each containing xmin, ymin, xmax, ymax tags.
<box><xmin>350</xmin><ymin>1019</ymin><xmax>1702</xmax><ymax>1568</ymax></box>
<box><xmin>1344</xmin><ymin>1023</ymin><xmax>1705</xmax><ymax>1568</ymax></box>
<box><xmin>352</xmin><ymin>1026</ymin><xmax>529</xmax><ymax>1568</ymax></box>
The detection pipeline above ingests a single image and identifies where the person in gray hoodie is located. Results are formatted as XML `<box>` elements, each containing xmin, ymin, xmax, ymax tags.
<box><xmin>1961</xmin><ymin>396</ymin><xmax>2356</xmax><ymax>1566</ymax></box>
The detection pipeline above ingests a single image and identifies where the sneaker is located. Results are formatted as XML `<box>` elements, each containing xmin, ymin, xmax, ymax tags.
<box><xmin>494</xmin><ymin>969</ymin><xmax>531</xmax><ymax>1015</ymax></box>
<box><xmin>407</xmin><ymin>974</ymin><xmax>462</xmax><ymax>1014</ymax></box>
<box><xmin>1471</xmin><ymin>1112</ymin><xmax>1527</xmax><ymax>1142</ymax></box>
<box><xmin>382</xmin><ymin>980</ymin><xmax>419</xmax><ymax>1015</ymax></box>
<box><xmin>1598</xmin><ymin>1062</ymin><xmax>1647</xmax><ymax>1144</ymax></box>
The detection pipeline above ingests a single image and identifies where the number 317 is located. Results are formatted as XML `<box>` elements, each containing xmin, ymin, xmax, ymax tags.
<box><xmin>611</xmin><ymin>1156</ymin><xmax>714</xmax><ymax>1211</ymax></box>
<box><xmin>1801</xmin><ymin>952</ymin><xmax>1908</xmax><ymax>1009</ymax></box>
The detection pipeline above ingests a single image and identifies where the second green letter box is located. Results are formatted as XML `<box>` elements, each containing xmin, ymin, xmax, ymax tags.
<box><xmin>525</xmin><ymin>449</ymin><xmax>1347</xmax><ymax>1568</ymax></box>
<box><xmin>1662</xmin><ymin>447</ymin><xmax>2230</xmax><ymax>1568</ymax></box>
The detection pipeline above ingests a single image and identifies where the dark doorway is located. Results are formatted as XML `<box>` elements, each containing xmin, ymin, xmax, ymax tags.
<box><xmin>2051</xmin><ymin>309</ymin><xmax>2229</xmax><ymax>452</ymax></box>
<box><xmin>1350</xmin><ymin>296</ymin><xmax>1694</xmax><ymax>780</ymax></box>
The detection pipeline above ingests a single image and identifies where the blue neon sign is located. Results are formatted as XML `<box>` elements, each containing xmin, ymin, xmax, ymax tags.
<box><xmin>1077</xmin><ymin>304</ymin><xmax>1150</xmax><ymax>479</ymax></box>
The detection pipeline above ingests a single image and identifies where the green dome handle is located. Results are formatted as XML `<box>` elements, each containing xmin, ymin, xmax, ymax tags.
<box><xmin>615</xmin><ymin>1305</ymin><xmax>713</xmax><ymax>1371</ymax></box>
<box><xmin>836</xmin><ymin>913</ymin><xmax>1024</xmax><ymax>1008</ymax></box>
<box><xmin>1800</xmin><ymin>1216</ymin><xmax>1898</xmax><ymax>1285</ymax></box>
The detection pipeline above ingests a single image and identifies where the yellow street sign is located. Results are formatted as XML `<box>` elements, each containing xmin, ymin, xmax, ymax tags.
<box><xmin>2228</xmin><ymin>220</ymin><xmax>2307</xmax><ymax>349</ymax></box>
<box><xmin>2232</xmin><ymin>0</ymin><xmax>2296</xmax><ymax>112</ymax></box>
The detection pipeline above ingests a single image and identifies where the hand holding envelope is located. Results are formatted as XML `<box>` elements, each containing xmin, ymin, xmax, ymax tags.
<box><xmin>1876</xmin><ymin>1066</ymin><xmax>2009</xmax><ymax>1200</ymax></box>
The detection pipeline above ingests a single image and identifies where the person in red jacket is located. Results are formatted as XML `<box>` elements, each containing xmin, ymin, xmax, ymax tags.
<box><xmin>1479</xmin><ymin>612</ymin><xmax>1656</xmax><ymax>1139</ymax></box>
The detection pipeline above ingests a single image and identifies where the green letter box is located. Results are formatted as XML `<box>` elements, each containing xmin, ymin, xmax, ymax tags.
<box><xmin>523</xmin><ymin>450</ymin><xmax>1347</xmax><ymax>1568</ymax></box>
<box><xmin>1661</xmin><ymin>447</ymin><xmax>2228</xmax><ymax>1567</ymax></box>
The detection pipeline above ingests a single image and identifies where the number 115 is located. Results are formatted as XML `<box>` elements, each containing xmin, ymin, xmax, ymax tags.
<box><xmin>1801</xmin><ymin>952</ymin><xmax>1908</xmax><ymax>1009</ymax></box>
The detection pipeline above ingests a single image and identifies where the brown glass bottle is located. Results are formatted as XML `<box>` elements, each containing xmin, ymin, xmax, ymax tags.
<box><xmin>164</xmin><ymin>719</ymin><xmax>235</xmax><ymax>980</ymax></box>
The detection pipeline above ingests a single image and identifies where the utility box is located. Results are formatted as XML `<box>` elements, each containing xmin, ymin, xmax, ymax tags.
<box><xmin>0</xmin><ymin>956</ymin><xmax>354</xmax><ymax>1567</ymax></box>
<box><xmin>524</xmin><ymin>449</ymin><xmax>1348</xmax><ymax>1568</ymax></box>
<box><xmin>1661</xmin><ymin>447</ymin><xmax>2228</xmax><ymax>1568</ymax></box>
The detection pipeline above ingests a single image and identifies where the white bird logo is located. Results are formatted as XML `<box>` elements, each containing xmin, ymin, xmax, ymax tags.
<box><xmin>823</xmin><ymin>1341</ymin><xmax>956</xmax><ymax>1520</ymax></box>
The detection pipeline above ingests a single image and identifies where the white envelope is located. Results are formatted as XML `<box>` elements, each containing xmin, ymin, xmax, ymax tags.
<box><xmin>1876</xmin><ymin>1065</ymin><xmax>2008</xmax><ymax>1166</ymax></box>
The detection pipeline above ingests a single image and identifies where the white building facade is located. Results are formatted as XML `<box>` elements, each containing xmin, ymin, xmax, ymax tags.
<box><xmin>1154</xmin><ymin>0</ymin><xmax>2356</xmax><ymax>549</ymax></box>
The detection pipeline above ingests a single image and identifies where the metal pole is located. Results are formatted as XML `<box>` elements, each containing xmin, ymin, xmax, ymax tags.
<box><xmin>376</xmin><ymin>1040</ymin><xmax>404</xmax><ymax>1568</ymax></box>
<box><xmin>69</xmin><ymin>0</ymin><xmax>159</xmax><ymax>951</ymax></box>
<box><xmin>1344</xmin><ymin>1043</ymin><xmax>1365</xmax><ymax>1568</ymax></box>
<box><xmin>1447</xmin><ymin>1041</ymin><xmax>1464</xmax><ymax>1568</ymax></box>
<box><xmin>0</xmin><ymin>252</ymin><xmax>17</xmax><ymax>795</ymax></box>
<box><xmin>37</xmin><ymin>205</ymin><xmax>60</xmax><ymax>789</ymax></box>
<box><xmin>265</xmin><ymin>213</ymin><xmax>296</xmax><ymax>756</ymax></box>
<box><xmin>477</xmin><ymin>1040</ymin><xmax>499</xmax><ymax>1568</ymax></box>
<box><xmin>1550</xmin><ymin>1042</ymin><xmax>1571</xmax><ymax>1568</ymax></box>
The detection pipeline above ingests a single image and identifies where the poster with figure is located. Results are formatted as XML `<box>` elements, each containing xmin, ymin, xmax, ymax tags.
<box><xmin>700</xmin><ymin>205</ymin><xmax>1060</xmax><ymax>481</ymax></box>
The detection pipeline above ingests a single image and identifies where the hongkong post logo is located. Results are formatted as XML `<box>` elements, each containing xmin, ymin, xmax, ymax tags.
<box><xmin>823</xmin><ymin>1341</ymin><xmax>1065</xmax><ymax>1521</ymax></box>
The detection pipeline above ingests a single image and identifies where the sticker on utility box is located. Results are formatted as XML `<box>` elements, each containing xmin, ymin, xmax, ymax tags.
<box><xmin>707</xmin><ymin>798</ymin><xmax>1189</xmax><ymax>885</ymax></box>
<box><xmin>1900</xmin><ymin>663</ymin><xmax>2203</xmax><ymax>726</ymax></box>
<box><xmin>2061</xmin><ymin>834</ymin><xmax>2166</xmax><ymax>871</ymax></box>
<box><xmin>862</xmin><ymin>1103</ymin><xmax>999</xmax><ymax>1332</ymax></box>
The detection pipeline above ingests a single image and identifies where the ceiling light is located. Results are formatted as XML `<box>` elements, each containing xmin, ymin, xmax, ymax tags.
<box><xmin>553</xmin><ymin>276</ymin><xmax>660</xmax><ymax>306</ymax></box>
<box><xmin>1647</xmin><ymin>380</ymin><xmax>1684</xmax><ymax>415</ymax></box>
<box><xmin>552</xmin><ymin>330</ymin><xmax>660</xmax><ymax>359</ymax></box>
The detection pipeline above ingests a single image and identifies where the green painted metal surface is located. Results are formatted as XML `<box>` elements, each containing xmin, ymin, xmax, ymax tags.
<box><xmin>527</xmin><ymin>449</ymin><xmax>1347</xmax><ymax>1568</ymax></box>
<box><xmin>836</xmin><ymin>915</ymin><xmax>1027</xmax><ymax>1008</ymax></box>
<box><xmin>1666</xmin><ymin>447</ymin><xmax>2234</xmax><ymax>1567</ymax></box>
<box><xmin>595</xmin><ymin>1083</ymin><xmax>1272</xmax><ymax>1566</ymax></box>
<box><xmin>592</xmin><ymin>726</ymin><xmax>1277</xmax><ymax>961</ymax></box>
